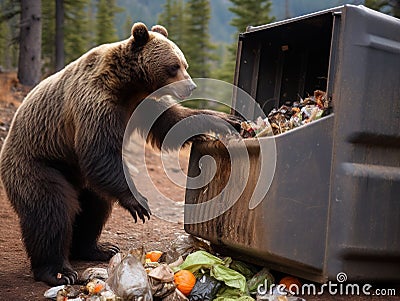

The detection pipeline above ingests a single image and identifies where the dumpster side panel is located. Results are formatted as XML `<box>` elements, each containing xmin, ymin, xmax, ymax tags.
<box><xmin>185</xmin><ymin>4</ymin><xmax>400</xmax><ymax>283</ymax></box>
<box><xmin>185</xmin><ymin>116</ymin><xmax>333</xmax><ymax>282</ymax></box>
<box><xmin>327</xmin><ymin>5</ymin><xmax>400</xmax><ymax>281</ymax></box>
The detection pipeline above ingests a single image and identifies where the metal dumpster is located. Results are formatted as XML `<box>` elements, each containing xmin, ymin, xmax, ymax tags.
<box><xmin>184</xmin><ymin>5</ymin><xmax>400</xmax><ymax>282</ymax></box>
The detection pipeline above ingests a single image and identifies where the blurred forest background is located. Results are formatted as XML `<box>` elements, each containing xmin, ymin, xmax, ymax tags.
<box><xmin>0</xmin><ymin>0</ymin><xmax>399</xmax><ymax>87</ymax></box>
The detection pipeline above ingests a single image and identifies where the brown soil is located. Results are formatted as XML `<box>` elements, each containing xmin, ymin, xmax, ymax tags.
<box><xmin>0</xmin><ymin>72</ymin><xmax>398</xmax><ymax>300</ymax></box>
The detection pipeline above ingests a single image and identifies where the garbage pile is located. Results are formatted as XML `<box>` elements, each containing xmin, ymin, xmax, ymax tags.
<box><xmin>240</xmin><ymin>90</ymin><xmax>332</xmax><ymax>137</ymax></box>
<box><xmin>44</xmin><ymin>235</ymin><xmax>305</xmax><ymax>301</ymax></box>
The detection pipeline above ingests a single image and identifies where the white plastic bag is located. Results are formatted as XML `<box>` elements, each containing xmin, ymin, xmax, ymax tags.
<box><xmin>106</xmin><ymin>253</ymin><xmax>152</xmax><ymax>301</ymax></box>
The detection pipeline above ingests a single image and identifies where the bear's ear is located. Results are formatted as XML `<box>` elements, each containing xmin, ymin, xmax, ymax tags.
<box><xmin>131</xmin><ymin>22</ymin><xmax>150</xmax><ymax>46</ymax></box>
<box><xmin>151</xmin><ymin>25</ymin><xmax>168</xmax><ymax>38</ymax></box>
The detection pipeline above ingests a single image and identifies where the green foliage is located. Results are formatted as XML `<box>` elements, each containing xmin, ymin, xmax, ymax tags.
<box><xmin>42</xmin><ymin>0</ymin><xmax>92</xmax><ymax>72</ymax></box>
<box><xmin>96</xmin><ymin>0</ymin><xmax>120</xmax><ymax>44</ymax></box>
<box><xmin>158</xmin><ymin>0</ymin><xmax>185</xmax><ymax>48</ymax></box>
<box><xmin>213</xmin><ymin>43</ymin><xmax>237</xmax><ymax>83</ymax></box>
<box><xmin>0</xmin><ymin>0</ymin><xmax>19</xmax><ymax>69</ymax></box>
<box><xmin>158</xmin><ymin>0</ymin><xmax>221</xmax><ymax>109</ymax></box>
<box><xmin>0</xmin><ymin>0</ymin><xmax>20</xmax><ymax>23</ymax></box>
<box><xmin>158</xmin><ymin>0</ymin><xmax>216</xmax><ymax>79</ymax></box>
<box><xmin>42</xmin><ymin>0</ymin><xmax>55</xmax><ymax>72</ymax></box>
<box><xmin>64</xmin><ymin>0</ymin><xmax>91</xmax><ymax>63</ymax></box>
<box><xmin>117</xmin><ymin>0</ymin><xmax>164</xmax><ymax>39</ymax></box>
<box><xmin>217</xmin><ymin>0</ymin><xmax>274</xmax><ymax>84</ymax></box>
<box><xmin>183</xmin><ymin>0</ymin><xmax>216</xmax><ymax>78</ymax></box>
<box><xmin>365</xmin><ymin>0</ymin><xmax>391</xmax><ymax>11</ymax></box>
<box><xmin>0</xmin><ymin>21</ymin><xmax>9</xmax><ymax>67</ymax></box>
<box><xmin>9</xmin><ymin>0</ymin><xmax>399</xmax><ymax>85</ymax></box>
<box><xmin>393</xmin><ymin>0</ymin><xmax>400</xmax><ymax>17</ymax></box>
<box><xmin>123</xmin><ymin>15</ymin><xmax>133</xmax><ymax>38</ymax></box>
<box><xmin>365</xmin><ymin>0</ymin><xmax>400</xmax><ymax>18</ymax></box>
<box><xmin>229</xmin><ymin>0</ymin><xmax>275</xmax><ymax>33</ymax></box>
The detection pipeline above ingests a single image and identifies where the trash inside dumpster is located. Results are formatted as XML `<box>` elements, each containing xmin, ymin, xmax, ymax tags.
<box><xmin>184</xmin><ymin>5</ymin><xmax>400</xmax><ymax>283</ymax></box>
<box><xmin>240</xmin><ymin>90</ymin><xmax>331</xmax><ymax>138</ymax></box>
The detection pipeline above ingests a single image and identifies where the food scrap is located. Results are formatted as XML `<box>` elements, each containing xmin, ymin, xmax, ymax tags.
<box><xmin>146</xmin><ymin>250</ymin><xmax>163</xmax><ymax>262</ymax></box>
<box><xmin>240</xmin><ymin>116</ymin><xmax>273</xmax><ymax>138</ymax></box>
<box><xmin>44</xmin><ymin>235</ymin><xmax>306</xmax><ymax>301</ymax></box>
<box><xmin>240</xmin><ymin>90</ymin><xmax>331</xmax><ymax>137</ymax></box>
<box><xmin>174</xmin><ymin>269</ymin><xmax>196</xmax><ymax>296</ymax></box>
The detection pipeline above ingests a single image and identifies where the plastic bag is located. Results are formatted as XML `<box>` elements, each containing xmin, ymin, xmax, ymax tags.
<box><xmin>188</xmin><ymin>274</ymin><xmax>221</xmax><ymax>301</ymax></box>
<box><xmin>247</xmin><ymin>268</ymin><xmax>275</xmax><ymax>295</ymax></box>
<box><xmin>161</xmin><ymin>234</ymin><xmax>211</xmax><ymax>264</ymax></box>
<box><xmin>43</xmin><ymin>285</ymin><xmax>78</xmax><ymax>299</ymax></box>
<box><xmin>108</xmin><ymin>252</ymin><xmax>123</xmax><ymax>275</ymax></box>
<box><xmin>80</xmin><ymin>267</ymin><xmax>109</xmax><ymax>282</ymax></box>
<box><xmin>106</xmin><ymin>252</ymin><xmax>152</xmax><ymax>301</ymax></box>
<box><xmin>147</xmin><ymin>264</ymin><xmax>176</xmax><ymax>298</ymax></box>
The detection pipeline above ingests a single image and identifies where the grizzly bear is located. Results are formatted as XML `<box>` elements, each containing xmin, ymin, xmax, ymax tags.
<box><xmin>0</xmin><ymin>23</ymin><xmax>241</xmax><ymax>285</ymax></box>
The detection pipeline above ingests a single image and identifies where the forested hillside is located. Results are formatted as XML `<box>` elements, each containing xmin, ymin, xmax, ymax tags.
<box><xmin>115</xmin><ymin>0</ymin><xmax>363</xmax><ymax>43</ymax></box>
<box><xmin>0</xmin><ymin>0</ymin><xmax>398</xmax><ymax>86</ymax></box>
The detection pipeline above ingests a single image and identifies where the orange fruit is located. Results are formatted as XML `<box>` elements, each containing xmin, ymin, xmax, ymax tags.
<box><xmin>279</xmin><ymin>276</ymin><xmax>302</xmax><ymax>293</ymax></box>
<box><xmin>174</xmin><ymin>269</ymin><xmax>196</xmax><ymax>296</ymax></box>
<box><xmin>145</xmin><ymin>250</ymin><xmax>163</xmax><ymax>262</ymax></box>
<box><xmin>93</xmin><ymin>283</ymin><xmax>104</xmax><ymax>294</ymax></box>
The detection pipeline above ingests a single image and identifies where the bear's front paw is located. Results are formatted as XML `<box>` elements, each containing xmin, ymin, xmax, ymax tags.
<box><xmin>127</xmin><ymin>195</ymin><xmax>151</xmax><ymax>223</ymax></box>
<box><xmin>221</xmin><ymin>113</ymin><xmax>244</xmax><ymax>132</ymax></box>
<box><xmin>205</xmin><ymin>113</ymin><xmax>243</xmax><ymax>136</ymax></box>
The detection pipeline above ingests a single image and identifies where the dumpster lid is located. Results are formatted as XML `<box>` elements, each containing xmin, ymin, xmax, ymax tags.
<box><xmin>245</xmin><ymin>5</ymin><xmax>348</xmax><ymax>34</ymax></box>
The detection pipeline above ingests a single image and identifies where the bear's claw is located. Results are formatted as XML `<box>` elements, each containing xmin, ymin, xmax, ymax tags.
<box><xmin>34</xmin><ymin>265</ymin><xmax>78</xmax><ymax>286</ymax></box>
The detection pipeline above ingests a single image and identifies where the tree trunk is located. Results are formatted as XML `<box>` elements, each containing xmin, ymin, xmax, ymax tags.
<box><xmin>55</xmin><ymin>0</ymin><xmax>64</xmax><ymax>71</ymax></box>
<box><xmin>18</xmin><ymin>0</ymin><xmax>42</xmax><ymax>86</ymax></box>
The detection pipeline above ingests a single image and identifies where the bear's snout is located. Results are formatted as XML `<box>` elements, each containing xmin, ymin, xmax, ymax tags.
<box><xmin>182</xmin><ymin>78</ymin><xmax>197</xmax><ymax>98</ymax></box>
<box><xmin>188</xmin><ymin>79</ymin><xmax>197</xmax><ymax>93</ymax></box>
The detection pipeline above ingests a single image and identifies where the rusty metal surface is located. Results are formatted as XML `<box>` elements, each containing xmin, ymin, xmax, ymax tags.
<box><xmin>185</xmin><ymin>116</ymin><xmax>334</xmax><ymax>282</ymax></box>
<box><xmin>185</xmin><ymin>5</ymin><xmax>400</xmax><ymax>283</ymax></box>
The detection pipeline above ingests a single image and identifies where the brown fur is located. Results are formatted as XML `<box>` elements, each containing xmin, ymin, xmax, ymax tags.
<box><xmin>0</xmin><ymin>22</ymin><xmax>241</xmax><ymax>286</ymax></box>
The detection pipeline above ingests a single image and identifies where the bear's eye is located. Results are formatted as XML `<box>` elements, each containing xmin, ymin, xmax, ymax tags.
<box><xmin>168</xmin><ymin>64</ymin><xmax>181</xmax><ymax>76</ymax></box>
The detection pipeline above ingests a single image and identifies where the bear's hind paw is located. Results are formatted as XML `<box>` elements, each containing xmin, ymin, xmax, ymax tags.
<box><xmin>34</xmin><ymin>265</ymin><xmax>78</xmax><ymax>286</ymax></box>
<box><xmin>71</xmin><ymin>242</ymin><xmax>120</xmax><ymax>261</ymax></box>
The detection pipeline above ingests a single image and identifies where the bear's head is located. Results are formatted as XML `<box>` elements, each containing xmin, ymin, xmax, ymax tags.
<box><xmin>130</xmin><ymin>22</ymin><xmax>197</xmax><ymax>100</ymax></box>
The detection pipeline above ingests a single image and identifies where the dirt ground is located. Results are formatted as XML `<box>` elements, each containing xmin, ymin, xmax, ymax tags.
<box><xmin>0</xmin><ymin>72</ymin><xmax>399</xmax><ymax>300</ymax></box>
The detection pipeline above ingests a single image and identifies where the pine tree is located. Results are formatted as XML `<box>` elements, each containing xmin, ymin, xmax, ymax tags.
<box><xmin>18</xmin><ymin>0</ymin><xmax>42</xmax><ymax>85</ymax></box>
<box><xmin>41</xmin><ymin>0</ymin><xmax>55</xmax><ymax>74</ymax></box>
<box><xmin>158</xmin><ymin>0</ymin><xmax>185</xmax><ymax>48</ymax></box>
<box><xmin>182</xmin><ymin>0</ymin><xmax>216</xmax><ymax>79</ymax></box>
<box><xmin>365</xmin><ymin>0</ymin><xmax>390</xmax><ymax>12</ymax></box>
<box><xmin>96</xmin><ymin>0</ymin><xmax>119</xmax><ymax>45</ymax></box>
<box><xmin>365</xmin><ymin>0</ymin><xmax>400</xmax><ymax>18</ymax></box>
<box><xmin>393</xmin><ymin>0</ymin><xmax>400</xmax><ymax>17</ymax></box>
<box><xmin>64</xmin><ymin>0</ymin><xmax>91</xmax><ymax>63</ymax></box>
<box><xmin>123</xmin><ymin>15</ymin><xmax>133</xmax><ymax>38</ymax></box>
<box><xmin>55</xmin><ymin>0</ymin><xmax>64</xmax><ymax>70</ymax></box>
<box><xmin>229</xmin><ymin>0</ymin><xmax>274</xmax><ymax>33</ymax></box>
<box><xmin>42</xmin><ymin>0</ymin><xmax>91</xmax><ymax>73</ymax></box>
<box><xmin>217</xmin><ymin>0</ymin><xmax>275</xmax><ymax>83</ymax></box>
<box><xmin>0</xmin><ymin>0</ymin><xmax>20</xmax><ymax>69</ymax></box>
<box><xmin>158</xmin><ymin>0</ymin><xmax>173</xmax><ymax>30</ymax></box>
<box><xmin>0</xmin><ymin>21</ymin><xmax>8</xmax><ymax>68</ymax></box>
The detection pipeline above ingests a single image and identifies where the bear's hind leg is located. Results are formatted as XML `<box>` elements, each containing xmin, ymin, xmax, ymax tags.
<box><xmin>16</xmin><ymin>168</ymin><xmax>80</xmax><ymax>285</ymax></box>
<box><xmin>71</xmin><ymin>189</ymin><xmax>119</xmax><ymax>261</ymax></box>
